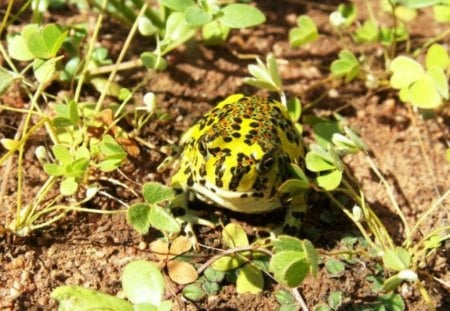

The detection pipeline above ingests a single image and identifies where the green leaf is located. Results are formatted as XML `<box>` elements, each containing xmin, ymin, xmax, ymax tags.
<box><xmin>7</xmin><ymin>35</ymin><xmax>34</xmax><ymax>61</ymax></box>
<box><xmin>305</xmin><ymin>152</ymin><xmax>335</xmax><ymax>172</ymax></box>
<box><xmin>337</xmin><ymin>3</ymin><xmax>357</xmax><ymax>26</ymax></box>
<box><xmin>219</xmin><ymin>4</ymin><xmax>266</xmax><ymax>29</ymax></box>
<box><xmin>43</xmin><ymin>163</ymin><xmax>65</xmax><ymax>176</ymax></box>
<box><xmin>355</xmin><ymin>20</ymin><xmax>379</xmax><ymax>42</ymax></box>
<box><xmin>52</xmin><ymin>145</ymin><xmax>72</xmax><ymax>164</ymax></box>
<box><xmin>325</xmin><ymin>258</ymin><xmax>345</xmax><ymax>277</ymax></box>
<box><xmin>42</xmin><ymin>24</ymin><xmax>67</xmax><ymax>57</ymax></box>
<box><xmin>60</xmin><ymin>177</ymin><xmax>78</xmax><ymax>196</ymax></box>
<box><xmin>382</xmin><ymin>270</ymin><xmax>417</xmax><ymax>292</ymax></box>
<box><xmin>428</xmin><ymin>66</ymin><xmax>448</xmax><ymax>99</ymax></box>
<box><xmin>328</xmin><ymin>291</ymin><xmax>343</xmax><ymax>310</ymax></box>
<box><xmin>287</xmin><ymin>97</ymin><xmax>302</xmax><ymax>121</ymax></box>
<box><xmin>143</xmin><ymin>182</ymin><xmax>176</xmax><ymax>204</ymax></box>
<box><xmin>161</xmin><ymin>0</ymin><xmax>195</xmax><ymax>11</ymax></box>
<box><xmin>389</xmin><ymin>56</ymin><xmax>424</xmax><ymax>89</ymax></box>
<box><xmin>407</xmin><ymin>74</ymin><xmax>442</xmax><ymax>108</ymax></box>
<box><xmin>289</xmin><ymin>15</ymin><xmax>318</xmax><ymax>47</ymax></box>
<box><xmin>127</xmin><ymin>203</ymin><xmax>152</xmax><ymax>234</ymax></box>
<box><xmin>267</xmin><ymin>53</ymin><xmax>282</xmax><ymax>89</ymax></box>
<box><xmin>33</xmin><ymin>58</ymin><xmax>56</xmax><ymax>83</ymax></box>
<box><xmin>122</xmin><ymin>260</ymin><xmax>165</xmax><ymax>306</ymax></box>
<box><xmin>302</xmin><ymin>239</ymin><xmax>319</xmax><ymax>277</ymax></box>
<box><xmin>278</xmin><ymin>179</ymin><xmax>309</xmax><ymax>195</ymax></box>
<box><xmin>382</xmin><ymin>247</ymin><xmax>411</xmax><ymax>271</ymax></box>
<box><xmin>236</xmin><ymin>263</ymin><xmax>264</xmax><ymax>294</ymax></box>
<box><xmin>313</xmin><ymin>304</ymin><xmax>331</xmax><ymax>311</ymax></box>
<box><xmin>426</xmin><ymin>44</ymin><xmax>449</xmax><ymax>69</ymax></box>
<box><xmin>222</xmin><ymin>223</ymin><xmax>249</xmax><ymax>248</ymax></box>
<box><xmin>313</xmin><ymin>121</ymin><xmax>340</xmax><ymax>148</ymax></box>
<box><xmin>275</xmin><ymin>289</ymin><xmax>295</xmax><ymax>305</ymax></box>
<box><xmin>269</xmin><ymin>251</ymin><xmax>309</xmax><ymax>287</ymax></box>
<box><xmin>212</xmin><ymin>255</ymin><xmax>246</xmax><ymax>271</ymax></box>
<box><xmin>97</xmin><ymin>157</ymin><xmax>124</xmax><ymax>172</ymax></box>
<box><xmin>141</xmin><ymin>52</ymin><xmax>167</xmax><ymax>71</ymax></box>
<box><xmin>273</xmin><ymin>235</ymin><xmax>304</xmax><ymax>253</ymax></box>
<box><xmin>202</xmin><ymin>20</ymin><xmax>230</xmax><ymax>45</ymax></box>
<box><xmin>182</xmin><ymin>284</ymin><xmax>205</xmax><ymax>301</ymax></box>
<box><xmin>316</xmin><ymin>169</ymin><xmax>342</xmax><ymax>190</ymax></box>
<box><xmin>161</xmin><ymin>12</ymin><xmax>196</xmax><ymax>54</ymax></box>
<box><xmin>376</xmin><ymin>293</ymin><xmax>405</xmax><ymax>311</ymax></box>
<box><xmin>330</xmin><ymin>50</ymin><xmax>360</xmax><ymax>82</ymax></box>
<box><xmin>51</xmin><ymin>285</ymin><xmax>133</xmax><ymax>311</ymax></box>
<box><xmin>433</xmin><ymin>5</ymin><xmax>450</xmax><ymax>22</ymax></box>
<box><xmin>134</xmin><ymin>303</ymin><xmax>158</xmax><ymax>311</ymax></box>
<box><xmin>99</xmin><ymin>135</ymin><xmax>126</xmax><ymax>156</ymax></box>
<box><xmin>149</xmin><ymin>206</ymin><xmax>181</xmax><ymax>233</ymax></box>
<box><xmin>0</xmin><ymin>67</ymin><xmax>15</xmax><ymax>95</ymax></box>
<box><xmin>185</xmin><ymin>6</ymin><xmax>212</xmax><ymax>26</ymax></box>
<box><xmin>204</xmin><ymin>267</ymin><xmax>226</xmax><ymax>282</ymax></box>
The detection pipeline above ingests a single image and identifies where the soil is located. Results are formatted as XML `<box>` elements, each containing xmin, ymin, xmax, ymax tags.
<box><xmin>1</xmin><ymin>1</ymin><xmax>449</xmax><ymax>310</ymax></box>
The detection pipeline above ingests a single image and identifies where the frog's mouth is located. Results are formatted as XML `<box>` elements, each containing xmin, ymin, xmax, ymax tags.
<box><xmin>191</xmin><ymin>182</ymin><xmax>280</xmax><ymax>214</ymax></box>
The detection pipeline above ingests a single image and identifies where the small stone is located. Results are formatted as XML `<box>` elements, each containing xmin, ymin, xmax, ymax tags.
<box><xmin>138</xmin><ymin>241</ymin><xmax>147</xmax><ymax>250</ymax></box>
<box><xmin>328</xmin><ymin>88</ymin><xmax>339</xmax><ymax>98</ymax></box>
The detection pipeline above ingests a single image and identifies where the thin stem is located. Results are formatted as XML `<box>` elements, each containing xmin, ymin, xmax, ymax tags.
<box><xmin>74</xmin><ymin>0</ymin><xmax>108</xmax><ymax>103</ymax></box>
<box><xmin>365</xmin><ymin>154</ymin><xmax>411</xmax><ymax>237</ymax></box>
<box><xmin>93</xmin><ymin>3</ymin><xmax>148</xmax><ymax>116</ymax></box>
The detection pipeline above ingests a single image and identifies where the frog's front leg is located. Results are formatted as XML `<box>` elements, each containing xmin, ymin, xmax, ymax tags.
<box><xmin>280</xmin><ymin>193</ymin><xmax>308</xmax><ymax>236</ymax></box>
<box><xmin>170</xmin><ymin>191</ymin><xmax>216</xmax><ymax>249</ymax></box>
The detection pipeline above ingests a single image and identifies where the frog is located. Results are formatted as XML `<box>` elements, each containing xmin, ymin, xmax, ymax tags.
<box><xmin>171</xmin><ymin>94</ymin><xmax>307</xmax><ymax>235</ymax></box>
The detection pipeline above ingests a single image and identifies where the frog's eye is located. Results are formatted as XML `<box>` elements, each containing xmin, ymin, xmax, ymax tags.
<box><xmin>257</xmin><ymin>153</ymin><xmax>275</xmax><ymax>173</ymax></box>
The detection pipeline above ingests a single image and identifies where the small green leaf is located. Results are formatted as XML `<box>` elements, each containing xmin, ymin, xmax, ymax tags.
<box><xmin>51</xmin><ymin>285</ymin><xmax>133</xmax><ymax>311</ymax></box>
<box><xmin>212</xmin><ymin>255</ymin><xmax>246</xmax><ymax>271</ymax></box>
<box><xmin>275</xmin><ymin>289</ymin><xmax>295</xmax><ymax>305</ymax></box>
<box><xmin>425</xmin><ymin>44</ymin><xmax>449</xmax><ymax>69</ymax></box>
<box><xmin>325</xmin><ymin>258</ymin><xmax>345</xmax><ymax>277</ymax></box>
<box><xmin>43</xmin><ymin>163</ymin><xmax>65</xmax><ymax>176</ymax></box>
<box><xmin>33</xmin><ymin>58</ymin><xmax>56</xmax><ymax>83</ymax></box>
<box><xmin>60</xmin><ymin>177</ymin><xmax>78</xmax><ymax>196</ymax></box>
<box><xmin>99</xmin><ymin>135</ymin><xmax>126</xmax><ymax>156</ymax></box>
<box><xmin>389</xmin><ymin>56</ymin><xmax>424</xmax><ymax>89</ymax></box>
<box><xmin>52</xmin><ymin>145</ymin><xmax>72</xmax><ymax>164</ymax></box>
<box><xmin>305</xmin><ymin>152</ymin><xmax>335</xmax><ymax>172</ymax></box>
<box><xmin>289</xmin><ymin>15</ymin><xmax>318</xmax><ymax>47</ymax></box>
<box><xmin>313</xmin><ymin>304</ymin><xmax>331</xmax><ymax>311</ymax></box>
<box><xmin>122</xmin><ymin>260</ymin><xmax>165</xmax><ymax>306</ymax></box>
<box><xmin>269</xmin><ymin>251</ymin><xmax>309</xmax><ymax>287</ymax></box>
<box><xmin>428</xmin><ymin>66</ymin><xmax>448</xmax><ymax>99</ymax></box>
<box><xmin>202</xmin><ymin>281</ymin><xmax>220</xmax><ymax>295</ymax></box>
<box><xmin>163</xmin><ymin>12</ymin><xmax>196</xmax><ymax>50</ymax></box>
<box><xmin>161</xmin><ymin>0</ymin><xmax>195</xmax><ymax>11</ymax></box>
<box><xmin>328</xmin><ymin>291</ymin><xmax>343</xmax><ymax>310</ymax></box>
<box><xmin>376</xmin><ymin>293</ymin><xmax>405</xmax><ymax>311</ymax></box>
<box><xmin>302</xmin><ymin>239</ymin><xmax>319</xmax><ymax>277</ymax></box>
<box><xmin>149</xmin><ymin>206</ymin><xmax>180</xmax><ymax>233</ymax></box>
<box><xmin>182</xmin><ymin>284</ymin><xmax>205</xmax><ymax>301</ymax></box>
<box><xmin>0</xmin><ymin>67</ymin><xmax>15</xmax><ymax>95</ymax></box>
<box><xmin>127</xmin><ymin>203</ymin><xmax>152</xmax><ymax>234</ymax></box>
<box><xmin>42</xmin><ymin>24</ymin><xmax>66</xmax><ymax>57</ymax></box>
<box><xmin>7</xmin><ymin>35</ymin><xmax>34</xmax><ymax>61</ymax></box>
<box><xmin>287</xmin><ymin>97</ymin><xmax>302</xmax><ymax>121</ymax></box>
<box><xmin>316</xmin><ymin>169</ymin><xmax>343</xmax><ymax>190</ymax></box>
<box><xmin>313</xmin><ymin>121</ymin><xmax>341</xmax><ymax>148</ymax></box>
<box><xmin>267</xmin><ymin>53</ymin><xmax>282</xmax><ymax>89</ymax></box>
<box><xmin>382</xmin><ymin>247</ymin><xmax>411</xmax><ymax>271</ymax></box>
<box><xmin>355</xmin><ymin>20</ymin><xmax>379</xmax><ymax>42</ymax></box>
<box><xmin>219</xmin><ymin>4</ymin><xmax>266</xmax><ymax>28</ymax></box>
<box><xmin>433</xmin><ymin>5</ymin><xmax>450</xmax><ymax>23</ymax></box>
<box><xmin>202</xmin><ymin>20</ymin><xmax>230</xmax><ymax>45</ymax></box>
<box><xmin>97</xmin><ymin>157</ymin><xmax>124</xmax><ymax>172</ymax></box>
<box><xmin>278</xmin><ymin>179</ymin><xmax>309</xmax><ymax>195</ymax></box>
<box><xmin>222</xmin><ymin>223</ymin><xmax>249</xmax><ymax>248</ymax></box>
<box><xmin>184</xmin><ymin>6</ymin><xmax>212</xmax><ymax>26</ymax></box>
<box><xmin>143</xmin><ymin>182</ymin><xmax>176</xmax><ymax>204</ymax></box>
<box><xmin>236</xmin><ymin>263</ymin><xmax>264</xmax><ymax>294</ymax></box>
<box><xmin>141</xmin><ymin>52</ymin><xmax>167</xmax><ymax>71</ymax></box>
<box><xmin>273</xmin><ymin>235</ymin><xmax>304</xmax><ymax>253</ymax></box>
<box><xmin>330</xmin><ymin>50</ymin><xmax>360</xmax><ymax>82</ymax></box>
<box><xmin>407</xmin><ymin>74</ymin><xmax>441</xmax><ymax>108</ymax></box>
<box><xmin>204</xmin><ymin>267</ymin><xmax>226</xmax><ymax>282</ymax></box>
